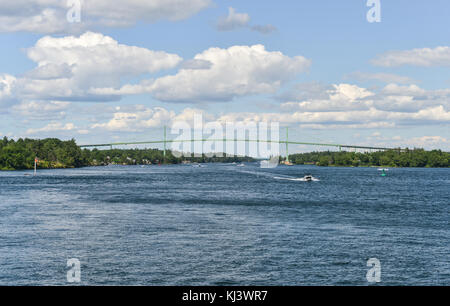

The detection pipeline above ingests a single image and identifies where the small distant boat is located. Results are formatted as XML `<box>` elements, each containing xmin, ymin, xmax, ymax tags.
<box><xmin>192</xmin><ymin>164</ymin><xmax>206</xmax><ymax>168</ymax></box>
<box><xmin>378</xmin><ymin>168</ymin><xmax>389</xmax><ymax>177</ymax></box>
<box><xmin>236</xmin><ymin>163</ymin><xmax>245</xmax><ymax>167</ymax></box>
<box><xmin>274</xmin><ymin>174</ymin><xmax>318</xmax><ymax>182</ymax></box>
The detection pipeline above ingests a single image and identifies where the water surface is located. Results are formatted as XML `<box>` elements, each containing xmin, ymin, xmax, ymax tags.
<box><xmin>0</xmin><ymin>164</ymin><xmax>448</xmax><ymax>285</ymax></box>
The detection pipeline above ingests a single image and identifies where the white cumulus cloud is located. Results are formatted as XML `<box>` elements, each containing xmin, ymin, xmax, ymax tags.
<box><xmin>281</xmin><ymin>82</ymin><xmax>450</xmax><ymax>114</ymax></box>
<box><xmin>91</xmin><ymin>106</ymin><xmax>176</xmax><ymax>132</ymax></box>
<box><xmin>12</xmin><ymin>32</ymin><xmax>182</xmax><ymax>102</ymax></box>
<box><xmin>216</xmin><ymin>7</ymin><xmax>276</xmax><ymax>34</ymax></box>
<box><xmin>12</xmin><ymin>101</ymin><xmax>70</xmax><ymax>120</ymax></box>
<box><xmin>4</xmin><ymin>34</ymin><xmax>311</xmax><ymax>106</ymax></box>
<box><xmin>281</xmin><ymin>84</ymin><xmax>374</xmax><ymax>112</ymax></box>
<box><xmin>216</xmin><ymin>7</ymin><xmax>250</xmax><ymax>31</ymax></box>
<box><xmin>149</xmin><ymin>44</ymin><xmax>311</xmax><ymax>102</ymax></box>
<box><xmin>26</xmin><ymin>122</ymin><xmax>76</xmax><ymax>135</ymax></box>
<box><xmin>0</xmin><ymin>74</ymin><xmax>17</xmax><ymax>108</ymax></box>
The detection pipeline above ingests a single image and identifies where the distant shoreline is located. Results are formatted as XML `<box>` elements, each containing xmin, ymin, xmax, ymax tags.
<box><xmin>1</xmin><ymin>137</ymin><xmax>448</xmax><ymax>170</ymax></box>
<box><xmin>2</xmin><ymin>163</ymin><xmax>450</xmax><ymax>172</ymax></box>
<box><xmin>287</xmin><ymin>150</ymin><xmax>449</xmax><ymax>168</ymax></box>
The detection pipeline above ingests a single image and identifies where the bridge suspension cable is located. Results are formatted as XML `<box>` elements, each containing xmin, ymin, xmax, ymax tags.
<box><xmin>79</xmin><ymin>128</ymin><xmax>405</xmax><ymax>160</ymax></box>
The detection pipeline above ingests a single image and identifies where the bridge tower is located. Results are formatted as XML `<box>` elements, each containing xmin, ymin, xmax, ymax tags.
<box><xmin>286</xmin><ymin>127</ymin><xmax>289</xmax><ymax>163</ymax></box>
<box><xmin>163</xmin><ymin>126</ymin><xmax>167</xmax><ymax>163</ymax></box>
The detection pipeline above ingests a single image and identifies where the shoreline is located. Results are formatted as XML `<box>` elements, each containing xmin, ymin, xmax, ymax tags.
<box><xmin>2</xmin><ymin>162</ymin><xmax>449</xmax><ymax>172</ymax></box>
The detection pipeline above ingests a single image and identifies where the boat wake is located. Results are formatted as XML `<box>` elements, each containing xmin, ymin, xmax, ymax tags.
<box><xmin>274</xmin><ymin>176</ymin><xmax>320</xmax><ymax>182</ymax></box>
<box><xmin>234</xmin><ymin>169</ymin><xmax>320</xmax><ymax>182</ymax></box>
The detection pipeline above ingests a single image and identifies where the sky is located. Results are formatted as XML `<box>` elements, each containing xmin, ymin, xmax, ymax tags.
<box><xmin>0</xmin><ymin>0</ymin><xmax>449</xmax><ymax>152</ymax></box>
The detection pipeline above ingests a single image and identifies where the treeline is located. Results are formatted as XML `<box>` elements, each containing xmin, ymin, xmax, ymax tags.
<box><xmin>2</xmin><ymin>137</ymin><xmax>448</xmax><ymax>170</ymax></box>
<box><xmin>0</xmin><ymin>137</ymin><xmax>253</xmax><ymax>170</ymax></box>
<box><xmin>289</xmin><ymin>149</ymin><xmax>450</xmax><ymax>168</ymax></box>
<box><xmin>86</xmin><ymin>148</ymin><xmax>253</xmax><ymax>166</ymax></box>
<box><xmin>0</xmin><ymin>137</ymin><xmax>84</xmax><ymax>170</ymax></box>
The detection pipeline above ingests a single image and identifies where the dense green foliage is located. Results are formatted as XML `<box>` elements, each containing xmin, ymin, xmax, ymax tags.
<box><xmin>0</xmin><ymin>137</ymin><xmax>84</xmax><ymax>170</ymax></box>
<box><xmin>289</xmin><ymin>149</ymin><xmax>450</xmax><ymax>168</ymax></box>
<box><xmin>0</xmin><ymin>137</ymin><xmax>253</xmax><ymax>170</ymax></box>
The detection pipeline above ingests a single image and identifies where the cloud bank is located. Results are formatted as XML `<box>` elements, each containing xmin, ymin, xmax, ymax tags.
<box><xmin>0</xmin><ymin>0</ymin><xmax>211</xmax><ymax>33</ymax></box>
<box><xmin>372</xmin><ymin>46</ymin><xmax>450</xmax><ymax>67</ymax></box>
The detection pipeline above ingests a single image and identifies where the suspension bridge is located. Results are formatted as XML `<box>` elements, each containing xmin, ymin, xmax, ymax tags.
<box><xmin>79</xmin><ymin>127</ymin><xmax>404</xmax><ymax>163</ymax></box>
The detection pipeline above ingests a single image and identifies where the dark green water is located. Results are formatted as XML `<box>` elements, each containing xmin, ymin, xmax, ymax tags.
<box><xmin>0</xmin><ymin>164</ymin><xmax>448</xmax><ymax>285</ymax></box>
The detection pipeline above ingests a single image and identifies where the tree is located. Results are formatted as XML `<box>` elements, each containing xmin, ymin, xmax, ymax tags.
<box><xmin>318</xmin><ymin>156</ymin><xmax>330</xmax><ymax>166</ymax></box>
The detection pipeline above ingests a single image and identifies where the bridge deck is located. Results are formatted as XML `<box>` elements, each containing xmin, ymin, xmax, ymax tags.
<box><xmin>79</xmin><ymin>138</ymin><xmax>402</xmax><ymax>152</ymax></box>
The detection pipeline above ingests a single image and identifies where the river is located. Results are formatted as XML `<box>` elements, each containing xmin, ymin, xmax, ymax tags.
<box><xmin>0</xmin><ymin>163</ymin><xmax>448</xmax><ymax>285</ymax></box>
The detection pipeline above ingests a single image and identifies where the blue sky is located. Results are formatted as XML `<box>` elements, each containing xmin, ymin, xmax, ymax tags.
<box><xmin>0</xmin><ymin>0</ymin><xmax>449</xmax><ymax>151</ymax></box>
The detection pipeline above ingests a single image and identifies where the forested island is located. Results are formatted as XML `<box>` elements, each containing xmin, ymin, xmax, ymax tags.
<box><xmin>288</xmin><ymin>149</ymin><xmax>450</xmax><ymax>168</ymax></box>
<box><xmin>0</xmin><ymin>137</ymin><xmax>253</xmax><ymax>170</ymax></box>
<box><xmin>1</xmin><ymin>137</ymin><xmax>449</xmax><ymax>170</ymax></box>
